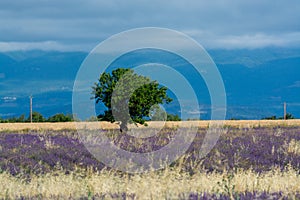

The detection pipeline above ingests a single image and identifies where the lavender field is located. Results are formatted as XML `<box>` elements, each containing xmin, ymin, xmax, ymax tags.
<box><xmin>1</xmin><ymin>124</ymin><xmax>300</xmax><ymax>199</ymax></box>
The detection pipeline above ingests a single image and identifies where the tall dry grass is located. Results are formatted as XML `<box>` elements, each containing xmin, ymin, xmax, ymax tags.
<box><xmin>0</xmin><ymin>166</ymin><xmax>299</xmax><ymax>199</ymax></box>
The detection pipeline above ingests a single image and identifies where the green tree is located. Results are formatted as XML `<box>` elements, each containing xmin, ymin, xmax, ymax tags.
<box><xmin>285</xmin><ymin>113</ymin><xmax>295</xmax><ymax>119</ymax></box>
<box><xmin>16</xmin><ymin>114</ymin><xmax>26</xmax><ymax>122</ymax></box>
<box><xmin>28</xmin><ymin>112</ymin><xmax>45</xmax><ymax>122</ymax></box>
<box><xmin>47</xmin><ymin>113</ymin><xmax>73</xmax><ymax>122</ymax></box>
<box><xmin>263</xmin><ymin>113</ymin><xmax>296</xmax><ymax>120</ymax></box>
<box><xmin>262</xmin><ymin>115</ymin><xmax>277</xmax><ymax>120</ymax></box>
<box><xmin>166</xmin><ymin>113</ymin><xmax>181</xmax><ymax>121</ymax></box>
<box><xmin>278</xmin><ymin>113</ymin><xmax>295</xmax><ymax>120</ymax></box>
<box><xmin>92</xmin><ymin>68</ymin><xmax>172</xmax><ymax>132</ymax></box>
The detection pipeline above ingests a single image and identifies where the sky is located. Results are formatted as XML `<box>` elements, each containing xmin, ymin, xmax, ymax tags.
<box><xmin>0</xmin><ymin>0</ymin><xmax>299</xmax><ymax>52</ymax></box>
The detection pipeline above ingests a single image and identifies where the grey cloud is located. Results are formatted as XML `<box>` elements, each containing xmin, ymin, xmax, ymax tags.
<box><xmin>0</xmin><ymin>0</ymin><xmax>299</xmax><ymax>51</ymax></box>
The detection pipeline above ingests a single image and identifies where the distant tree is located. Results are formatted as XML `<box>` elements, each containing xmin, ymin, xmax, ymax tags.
<box><xmin>47</xmin><ymin>113</ymin><xmax>73</xmax><ymax>122</ymax></box>
<box><xmin>17</xmin><ymin>114</ymin><xmax>26</xmax><ymax>122</ymax></box>
<box><xmin>28</xmin><ymin>112</ymin><xmax>45</xmax><ymax>122</ymax></box>
<box><xmin>186</xmin><ymin>118</ymin><xmax>199</xmax><ymax>121</ymax></box>
<box><xmin>229</xmin><ymin>117</ymin><xmax>240</xmax><ymax>120</ymax></box>
<box><xmin>166</xmin><ymin>113</ymin><xmax>181</xmax><ymax>121</ymax></box>
<box><xmin>8</xmin><ymin>117</ymin><xmax>18</xmax><ymax>123</ymax></box>
<box><xmin>1</xmin><ymin>114</ymin><xmax>27</xmax><ymax>123</ymax></box>
<box><xmin>92</xmin><ymin>68</ymin><xmax>172</xmax><ymax>132</ymax></box>
<box><xmin>285</xmin><ymin>113</ymin><xmax>295</xmax><ymax>119</ymax></box>
<box><xmin>278</xmin><ymin>113</ymin><xmax>295</xmax><ymax>120</ymax></box>
<box><xmin>262</xmin><ymin>115</ymin><xmax>277</xmax><ymax>120</ymax></box>
<box><xmin>263</xmin><ymin>113</ymin><xmax>295</xmax><ymax>120</ymax></box>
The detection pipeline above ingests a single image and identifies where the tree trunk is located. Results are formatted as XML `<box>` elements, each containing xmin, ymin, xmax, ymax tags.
<box><xmin>120</xmin><ymin>122</ymin><xmax>128</xmax><ymax>133</ymax></box>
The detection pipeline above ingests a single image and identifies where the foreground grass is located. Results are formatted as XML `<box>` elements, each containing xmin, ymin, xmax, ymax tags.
<box><xmin>0</xmin><ymin>166</ymin><xmax>299</xmax><ymax>199</ymax></box>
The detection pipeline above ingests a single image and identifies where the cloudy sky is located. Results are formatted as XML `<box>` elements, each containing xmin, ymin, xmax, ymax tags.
<box><xmin>0</xmin><ymin>0</ymin><xmax>299</xmax><ymax>51</ymax></box>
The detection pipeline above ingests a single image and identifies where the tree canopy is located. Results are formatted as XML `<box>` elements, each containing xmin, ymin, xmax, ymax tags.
<box><xmin>92</xmin><ymin>68</ymin><xmax>173</xmax><ymax>131</ymax></box>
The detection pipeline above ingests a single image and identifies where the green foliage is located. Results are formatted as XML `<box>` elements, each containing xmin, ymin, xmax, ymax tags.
<box><xmin>17</xmin><ymin>114</ymin><xmax>26</xmax><ymax>122</ymax></box>
<box><xmin>166</xmin><ymin>114</ymin><xmax>181</xmax><ymax>121</ymax></box>
<box><xmin>92</xmin><ymin>68</ymin><xmax>173</xmax><ymax>130</ymax></box>
<box><xmin>47</xmin><ymin>113</ymin><xmax>73</xmax><ymax>122</ymax></box>
<box><xmin>0</xmin><ymin>114</ymin><xmax>27</xmax><ymax>123</ymax></box>
<box><xmin>28</xmin><ymin>112</ymin><xmax>45</xmax><ymax>122</ymax></box>
<box><xmin>263</xmin><ymin>113</ymin><xmax>295</xmax><ymax>120</ymax></box>
<box><xmin>263</xmin><ymin>115</ymin><xmax>277</xmax><ymax>120</ymax></box>
<box><xmin>282</xmin><ymin>113</ymin><xmax>295</xmax><ymax>120</ymax></box>
<box><xmin>0</xmin><ymin>113</ymin><xmax>74</xmax><ymax>123</ymax></box>
<box><xmin>229</xmin><ymin>117</ymin><xmax>240</xmax><ymax>120</ymax></box>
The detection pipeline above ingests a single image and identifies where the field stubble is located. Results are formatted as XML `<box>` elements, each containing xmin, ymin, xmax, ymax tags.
<box><xmin>1</xmin><ymin>119</ymin><xmax>300</xmax><ymax>131</ymax></box>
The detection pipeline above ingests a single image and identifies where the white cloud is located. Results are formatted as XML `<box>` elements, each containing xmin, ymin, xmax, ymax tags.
<box><xmin>1</xmin><ymin>96</ymin><xmax>17</xmax><ymax>102</ymax></box>
<box><xmin>214</xmin><ymin>33</ymin><xmax>300</xmax><ymax>49</ymax></box>
<box><xmin>288</xmin><ymin>81</ymin><xmax>300</xmax><ymax>88</ymax></box>
<box><xmin>185</xmin><ymin>31</ymin><xmax>300</xmax><ymax>49</ymax></box>
<box><xmin>0</xmin><ymin>41</ymin><xmax>90</xmax><ymax>52</ymax></box>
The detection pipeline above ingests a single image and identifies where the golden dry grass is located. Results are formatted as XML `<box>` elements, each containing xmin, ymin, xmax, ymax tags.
<box><xmin>286</xmin><ymin>139</ymin><xmax>300</xmax><ymax>156</ymax></box>
<box><xmin>0</xmin><ymin>167</ymin><xmax>299</xmax><ymax>199</ymax></box>
<box><xmin>1</xmin><ymin>120</ymin><xmax>300</xmax><ymax>131</ymax></box>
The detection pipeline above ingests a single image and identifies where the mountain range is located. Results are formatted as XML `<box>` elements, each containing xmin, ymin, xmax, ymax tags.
<box><xmin>0</xmin><ymin>47</ymin><xmax>299</xmax><ymax>120</ymax></box>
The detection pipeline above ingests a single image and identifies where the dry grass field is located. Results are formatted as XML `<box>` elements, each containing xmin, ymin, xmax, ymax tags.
<box><xmin>1</xmin><ymin>119</ymin><xmax>300</xmax><ymax>131</ymax></box>
<box><xmin>1</xmin><ymin>166</ymin><xmax>299</xmax><ymax>199</ymax></box>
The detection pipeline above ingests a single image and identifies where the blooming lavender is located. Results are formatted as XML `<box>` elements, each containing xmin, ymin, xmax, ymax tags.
<box><xmin>0</xmin><ymin>126</ymin><xmax>300</xmax><ymax>176</ymax></box>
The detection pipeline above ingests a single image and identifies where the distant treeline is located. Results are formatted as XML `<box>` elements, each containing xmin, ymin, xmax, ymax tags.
<box><xmin>0</xmin><ymin>112</ymin><xmax>182</xmax><ymax>123</ymax></box>
<box><xmin>1</xmin><ymin>112</ymin><xmax>295</xmax><ymax>123</ymax></box>
<box><xmin>0</xmin><ymin>112</ymin><xmax>74</xmax><ymax>123</ymax></box>
<box><xmin>228</xmin><ymin>113</ymin><xmax>296</xmax><ymax>121</ymax></box>
<box><xmin>262</xmin><ymin>113</ymin><xmax>295</xmax><ymax>120</ymax></box>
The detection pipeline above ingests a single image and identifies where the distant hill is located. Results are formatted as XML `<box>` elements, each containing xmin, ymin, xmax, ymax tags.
<box><xmin>0</xmin><ymin>48</ymin><xmax>299</xmax><ymax>120</ymax></box>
